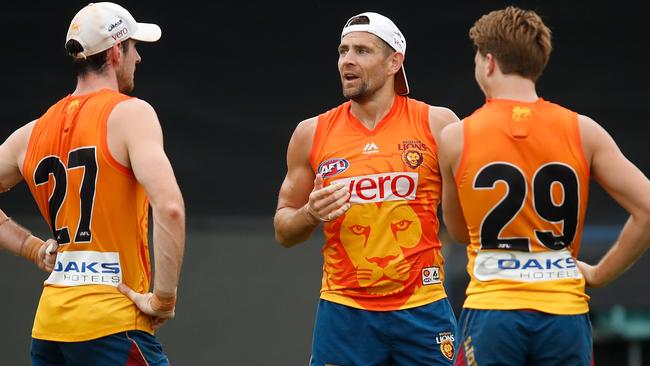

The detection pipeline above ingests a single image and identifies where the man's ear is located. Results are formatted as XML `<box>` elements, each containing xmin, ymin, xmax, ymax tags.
<box><xmin>107</xmin><ymin>42</ymin><xmax>123</xmax><ymax>66</ymax></box>
<box><xmin>389</xmin><ymin>52</ymin><xmax>405</xmax><ymax>76</ymax></box>
<box><xmin>485</xmin><ymin>52</ymin><xmax>496</xmax><ymax>77</ymax></box>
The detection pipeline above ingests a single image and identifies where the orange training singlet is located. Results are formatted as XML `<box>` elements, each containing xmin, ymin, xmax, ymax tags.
<box><xmin>455</xmin><ymin>98</ymin><xmax>590</xmax><ymax>315</ymax></box>
<box><xmin>310</xmin><ymin>95</ymin><xmax>447</xmax><ymax>311</ymax></box>
<box><xmin>22</xmin><ymin>89</ymin><xmax>153</xmax><ymax>341</ymax></box>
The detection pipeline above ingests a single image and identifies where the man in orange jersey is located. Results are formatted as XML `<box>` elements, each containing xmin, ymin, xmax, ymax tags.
<box><xmin>0</xmin><ymin>3</ymin><xmax>185</xmax><ymax>365</ymax></box>
<box><xmin>275</xmin><ymin>12</ymin><xmax>459</xmax><ymax>366</ymax></box>
<box><xmin>439</xmin><ymin>7</ymin><xmax>650</xmax><ymax>366</ymax></box>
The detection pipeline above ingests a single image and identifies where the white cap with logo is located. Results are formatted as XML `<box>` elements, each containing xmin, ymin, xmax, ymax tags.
<box><xmin>341</xmin><ymin>12</ymin><xmax>409</xmax><ymax>95</ymax></box>
<box><xmin>66</xmin><ymin>2</ymin><xmax>161</xmax><ymax>59</ymax></box>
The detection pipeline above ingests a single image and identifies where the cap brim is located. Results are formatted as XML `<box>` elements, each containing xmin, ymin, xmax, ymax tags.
<box><xmin>395</xmin><ymin>66</ymin><xmax>409</xmax><ymax>96</ymax></box>
<box><xmin>132</xmin><ymin>23</ymin><xmax>161</xmax><ymax>42</ymax></box>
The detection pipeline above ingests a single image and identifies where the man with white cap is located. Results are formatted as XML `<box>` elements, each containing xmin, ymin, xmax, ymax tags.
<box><xmin>274</xmin><ymin>11</ymin><xmax>459</xmax><ymax>365</ymax></box>
<box><xmin>0</xmin><ymin>2</ymin><xmax>184</xmax><ymax>364</ymax></box>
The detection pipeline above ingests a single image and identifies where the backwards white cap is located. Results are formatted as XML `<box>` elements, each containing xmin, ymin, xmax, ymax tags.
<box><xmin>341</xmin><ymin>12</ymin><xmax>409</xmax><ymax>95</ymax></box>
<box><xmin>66</xmin><ymin>2</ymin><xmax>161</xmax><ymax>59</ymax></box>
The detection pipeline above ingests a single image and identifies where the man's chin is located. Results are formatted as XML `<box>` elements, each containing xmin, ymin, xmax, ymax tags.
<box><xmin>342</xmin><ymin>89</ymin><xmax>366</xmax><ymax>101</ymax></box>
<box><xmin>342</xmin><ymin>88</ymin><xmax>356</xmax><ymax>100</ymax></box>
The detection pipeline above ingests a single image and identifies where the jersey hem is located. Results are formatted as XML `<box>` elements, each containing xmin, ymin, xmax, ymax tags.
<box><xmin>463</xmin><ymin>299</ymin><xmax>589</xmax><ymax>315</ymax></box>
<box><xmin>32</xmin><ymin>324</ymin><xmax>153</xmax><ymax>343</ymax></box>
<box><xmin>321</xmin><ymin>291</ymin><xmax>447</xmax><ymax>312</ymax></box>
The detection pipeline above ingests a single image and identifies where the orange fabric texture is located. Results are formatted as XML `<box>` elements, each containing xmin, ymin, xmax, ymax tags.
<box><xmin>311</xmin><ymin>96</ymin><xmax>447</xmax><ymax>311</ymax></box>
<box><xmin>22</xmin><ymin>89</ymin><xmax>152</xmax><ymax>341</ymax></box>
<box><xmin>455</xmin><ymin>98</ymin><xmax>590</xmax><ymax>315</ymax></box>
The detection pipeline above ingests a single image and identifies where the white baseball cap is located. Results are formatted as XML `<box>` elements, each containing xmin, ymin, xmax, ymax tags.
<box><xmin>66</xmin><ymin>2</ymin><xmax>161</xmax><ymax>59</ymax></box>
<box><xmin>341</xmin><ymin>12</ymin><xmax>409</xmax><ymax>95</ymax></box>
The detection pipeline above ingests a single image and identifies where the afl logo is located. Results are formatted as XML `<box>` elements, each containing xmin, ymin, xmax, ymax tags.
<box><xmin>318</xmin><ymin>158</ymin><xmax>350</xmax><ymax>178</ymax></box>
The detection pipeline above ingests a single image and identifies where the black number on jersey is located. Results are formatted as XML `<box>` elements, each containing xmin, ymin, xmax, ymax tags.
<box><xmin>33</xmin><ymin>147</ymin><xmax>98</xmax><ymax>245</ymax></box>
<box><xmin>474</xmin><ymin>163</ymin><xmax>529</xmax><ymax>251</ymax></box>
<box><xmin>34</xmin><ymin>157</ymin><xmax>70</xmax><ymax>243</ymax></box>
<box><xmin>533</xmin><ymin>163</ymin><xmax>579</xmax><ymax>250</ymax></box>
<box><xmin>474</xmin><ymin>162</ymin><xmax>580</xmax><ymax>252</ymax></box>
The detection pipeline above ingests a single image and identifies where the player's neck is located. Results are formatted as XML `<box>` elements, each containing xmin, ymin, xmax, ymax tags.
<box><xmin>349</xmin><ymin>88</ymin><xmax>396</xmax><ymax>130</ymax></box>
<box><xmin>72</xmin><ymin>72</ymin><xmax>120</xmax><ymax>96</ymax></box>
<box><xmin>486</xmin><ymin>74</ymin><xmax>539</xmax><ymax>103</ymax></box>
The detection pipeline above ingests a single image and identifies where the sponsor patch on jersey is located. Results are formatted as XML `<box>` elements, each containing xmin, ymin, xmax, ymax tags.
<box><xmin>402</xmin><ymin>149</ymin><xmax>424</xmax><ymax>169</ymax></box>
<box><xmin>436</xmin><ymin>332</ymin><xmax>455</xmax><ymax>360</ymax></box>
<box><xmin>318</xmin><ymin>158</ymin><xmax>350</xmax><ymax>178</ymax></box>
<box><xmin>332</xmin><ymin>172</ymin><xmax>418</xmax><ymax>203</ymax></box>
<box><xmin>473</xmin><ymin>249</ymin><xmax>582</xmax><ymax>282</ymax></box>
<box><xmin>422</xmin><ymin>266</ymin><xmax>441</xmax><ymax>285</ymax></box>
<box><xmin>45</xmin><ymin>251</ymin><xmax>122</xmax><ymax>287</ymax></box>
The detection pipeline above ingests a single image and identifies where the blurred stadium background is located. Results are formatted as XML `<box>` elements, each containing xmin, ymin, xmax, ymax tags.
<box><xmin>2</xmin><ymin>1</ymin><xmax>648</xmax><ymax>364</ymax></box>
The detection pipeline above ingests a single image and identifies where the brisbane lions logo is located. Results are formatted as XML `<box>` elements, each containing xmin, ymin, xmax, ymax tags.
<box><xmin>402</xmin><ymin>149</ymin><xmax>424</xmax><ymax>169</ymax></box>
<box><xmin>440</xmin><ymin>340</ymin><xmax>455</xmax><ymax>361</ymax></box>
<box><xmin>437</xmin><ymin>332</ymin><xmax>456</xmax><ymax>360</ymax></box>
<box><xmin>323</xmin><ymin>201</ymin><xmax>423</xmax><ymax>298</ymax></box>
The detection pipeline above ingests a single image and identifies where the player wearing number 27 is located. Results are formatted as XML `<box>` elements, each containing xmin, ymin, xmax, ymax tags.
<box><xmin>439</xmin><ymin>7</ymin><xmax>650</xmax><ymax>366</ymax></box>
<box><xmin>0</xmin><ymin>3</ymin><xmax>185</xmax><ymax>365</ymax></box>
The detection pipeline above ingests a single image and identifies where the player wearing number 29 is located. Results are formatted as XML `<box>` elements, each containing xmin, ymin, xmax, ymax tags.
<box><xmin>0</xmin><ymin>3</ymin><xmax>185</xmax><ymax>365</ymax></box>
<box><xmin>439</xmin><ymin>6</ymin><xmax>650</xmax><ymax>366</ymax></box>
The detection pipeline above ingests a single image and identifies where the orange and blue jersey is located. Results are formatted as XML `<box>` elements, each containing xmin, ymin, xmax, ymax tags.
<box><xmin>310</xmin><ymin>95</ymin><xmax>447</xmax><ymax>311</ymax></box>
<box><xmin>22</xmin><ymin>89</ymin><xmax>153</xmax><ymax>341</ymax></box>
<box><xmin>455</xmin><ymin>98</ymin><xmax>590</xmax><ymax>315</ymax></box>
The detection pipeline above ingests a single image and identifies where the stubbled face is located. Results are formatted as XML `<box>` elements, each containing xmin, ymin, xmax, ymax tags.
<box><xmin>338</xmin><ymin>32</ymin><xmax>393</xmax><ymax>101</ymax></box>
<box><xmin>116</xmin><ymin>39</ymin><xmax>141</xmax><ymax>93</ymax></box>
<box><xmin>338</xmin><ymin>201</ymin><xmax>422</xmax><ymax>295</ymax></box>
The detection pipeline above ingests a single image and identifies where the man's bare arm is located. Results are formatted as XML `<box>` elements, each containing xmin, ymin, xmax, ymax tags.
<box><xmin>576</xmin><ymin>115</ymin><xmax>650</xmax><ymax>287</ymax></box>
<box><xmin>274</xmin><ymin>118</ymin><xmax>350</xmax><ymax>247</ymax></box>
<box><xmin>439</xmin><ymin>121</ymin><xmax>470</xmax><ymax>244</ymax></box>
<box><xmin>428</xmin><ymin>106</ymin><xmax>460</xmax><ymax>143</ymax></box>
<box><xmin>110</xmin><ymin>99</ymin><xmax>185</xmax><ymax>326</ymax></box>
<box><xmin>0</xmin><ymin>121</ymin><xmax>33</xmax><ymax>191</ymax></box>
<box><xmin>0</xmin><ymin>121</ymin><xmax>58</xmax><ymax>271</ymax></box>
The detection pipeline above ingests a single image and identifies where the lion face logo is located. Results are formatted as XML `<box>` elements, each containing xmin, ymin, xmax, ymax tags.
<box><xmin>440</xmin><ymin>340</ymin><xmax>455</xmax><ymax>361</ymax></box>
<box><xmin>327</xmin><ymin>201</ymin><xmax>422</xmax><ymax>296</ymax></box>
<box><xmin>436</xmin><ymin>332</ymin><xmax>455</xmax><ymax>360</ymax></box>
<box><xmin>402</xmin><ymin>149</ymin><xmax>424</xmax><ymax>169</ymax></box>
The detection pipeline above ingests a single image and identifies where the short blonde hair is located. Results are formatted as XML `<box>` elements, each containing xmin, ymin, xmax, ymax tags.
<box><xmin>469</xmin><ymin>6</ymin><xmax>552</xmax><ymax>81</ymax></box>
